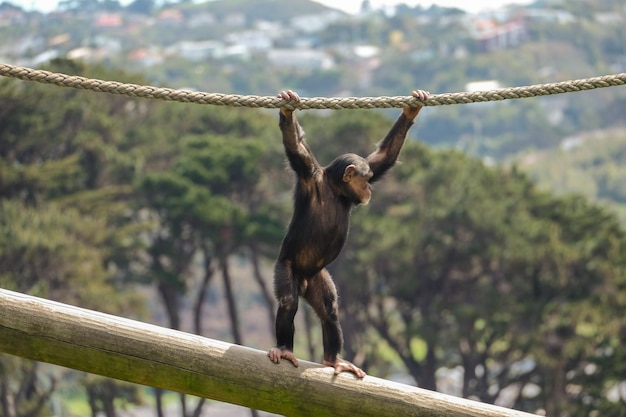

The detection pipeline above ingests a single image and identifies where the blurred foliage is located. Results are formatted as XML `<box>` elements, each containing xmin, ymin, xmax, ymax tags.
<box><xmin>3</xmin><ymin>0</ymin><xmax>625</xmax><ymax>162</ymax></box>
<box><xmin>514</xmin><ymin>130</ymin><xmax>626</xmax><ymax>224</ymax></box>
<box><xmin>1</xmin><ymin>5</ymin><xmax>626</xmax><ymax>411</ymax></box>
<box><xmin>297</xmin><ymin>110</ymin><xmax>626</xmax><ymax>416</ymax></box>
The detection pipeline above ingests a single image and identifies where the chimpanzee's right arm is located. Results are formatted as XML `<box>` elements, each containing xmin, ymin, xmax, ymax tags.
<box><xmin>278</xmin><ymin>90</ymin><xmax>320</xmax><ymax>177</ymax></box>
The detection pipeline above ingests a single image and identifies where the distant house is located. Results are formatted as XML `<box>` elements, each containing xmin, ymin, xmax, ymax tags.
<box><xmin>49</xmin><ymin>33</ymin><xmax>70</xmax><ymax>47</ymax></box>
<box><xmin>266</xmin><ymin>49</ymin><xmax>335</xmax><ymax>71</ymax></box>
<box><xmin>223</xmin><ymin>12</ymin><xmax>245</xmax><ymax>27</ymax></box>
<box><xmin>67</xmin><ymin>46</ymin><xmax>98</xmax><ymax>61</ymax></box>
<box><xmin>465</xmin><ymin>80</ymin><xmax>501</xmax><ymax>92</ymax></box>
<box><xmin>225</xmin><ymin>31</ymin><xmax>272</xmax><ymax>52</ymax></box>
<box><xmin>473</xmin><ymin>19</ymin><xmax>527</xmax><ymax>52</ymax></box>
<box><xmin>7</xmin><ymin>35</ymin><xmax>45</xmax><ymax>57</ymax></box>
<box><xmin>0</xmin><ymin>8</ymin><xmax>26</xmax><ymax>27</ymax></box>
<box><xmin>67</xmin><ymin>36</ymin><xmax>121</xmax><ymax>62</ymax></box>
<box><xmin>128</xmin><ymin>47</ymin><xmax>164</xmax><ymax>67</ymax></box>
<box><xmin>465</xmin><ymin>80</ymin><xmax>502</xmax><ymax>106</ymax></box>
<box><xmin>171</xmin><ymin>40</ymin><xmax>225</xmax><ymax>61</ymax></box>
<box><xmin>29</xmin><ymin>49</ymin><xmax>60</xmax><ymax>67</ymax></box>
<box><xmin>594</xmin><ymin>12</ymin><xmax>623</xmax><ymax>25</ymax></box>
<box><xmin>290</xmin><ymin>11</ymin><xmax>344</xmax><ymax>33</ymax></box>
<box><xmin>94</xmin><ymin>12</ymin><xmax>123</xmax><ymax>28</ymax></box>
<box><xmin>523</xmin><ymin>8</ymin><xmax>575</xmax><ymax>24</ymax></box>
<box><xmin>158</xmin><ymin>8</ymin><xmax>184</xmax><ymax>25</ymax></box>
<box><xmin>188</xmin><ymin>12</ymin><xmax>216</xmax><ymax>29</ymax></box>
<box><xmin>349</xmin><ymin>46</ymin><xmax>381</xmax><ymax>90</ymax></box>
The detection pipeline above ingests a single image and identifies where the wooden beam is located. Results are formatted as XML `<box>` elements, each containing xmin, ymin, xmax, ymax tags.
<box><xmin>0</xmin><ymin>289</ymin><xmax>538</xmax><ymax>417</ymax></box>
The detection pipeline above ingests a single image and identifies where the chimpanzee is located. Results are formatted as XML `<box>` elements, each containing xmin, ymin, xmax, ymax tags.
<box><xmin>267</xmin><ymin>89</ymin><xmax>430</xmax><ymax>378</ymax></box>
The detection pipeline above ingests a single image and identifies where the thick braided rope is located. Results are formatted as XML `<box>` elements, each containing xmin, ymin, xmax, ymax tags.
<box><xmin>1</xmin><ymin>63</ymin><xmax>625</xmax><ymax>109</ymax></box>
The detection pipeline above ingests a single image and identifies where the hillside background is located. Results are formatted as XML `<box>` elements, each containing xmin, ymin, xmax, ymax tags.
<box><xmin>3</xmin><ymin>0</ymin><xmax>626</xmax><ymax>209</ymax></box>
<box><xmin>1</xmin><ymin>0</ymin><xmax>626</xmax><ymax>416</ymax></box>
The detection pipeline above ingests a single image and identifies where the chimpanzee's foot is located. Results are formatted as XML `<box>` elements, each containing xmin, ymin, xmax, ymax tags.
<box><xmin>268</xmin><ymin>347</ymin><xmax>299</xmax><ymax>367</ymax></box>
<box><xmin>323</xmin><ymin>357</ymin><xmax>366</xmax><ymax>378</ymax></box>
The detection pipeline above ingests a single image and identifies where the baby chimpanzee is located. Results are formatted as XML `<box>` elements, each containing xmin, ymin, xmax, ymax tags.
<box><xmin>268</xmin><ymin>89</ymin><xmax>429</xmax><ymax>378</ymax></box>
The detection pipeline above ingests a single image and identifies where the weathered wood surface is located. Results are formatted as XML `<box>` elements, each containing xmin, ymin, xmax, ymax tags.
<box><xmin>0</xmin><ymin>289</ymin><xmax>540</xmax><ymax>417</ymax></box>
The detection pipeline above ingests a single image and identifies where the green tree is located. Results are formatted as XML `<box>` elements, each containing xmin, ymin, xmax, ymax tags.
<box><xmin>0</xmin><ymin>59</ymin><xmax>148</xmax><ymax>417</ymax></box>
<box><xmin>135</xmin><ymin>103</ymin><xmax>285</xmax><ymax>417</ymax></box>
<box><xmin>324</xmin><ymin>135</ymin><xmax>626</xmax><ymax>416</ymax></box>
<box><xmin>0</xmin><ymin>358</ymin><xmax>56</xmax><ymax>417</ymax></box>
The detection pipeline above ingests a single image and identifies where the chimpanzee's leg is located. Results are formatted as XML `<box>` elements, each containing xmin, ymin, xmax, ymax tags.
<box><xmin>304</xmin><ymin>269</ymin><xmax>366</xmax><ymax>378</ymax></box>
<box><xmin>268</xmin><ymin>260</ymin><xmax>300</xmax><ymax>367</ymax></box>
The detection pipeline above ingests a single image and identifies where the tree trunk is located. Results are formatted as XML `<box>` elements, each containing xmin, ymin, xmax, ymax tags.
<box><xmin>334</xmin><ymin>276</ymin><xmax>363</xmax><ymax>368</ymax></box>
<box><xmin>460</xmin><ymin>340</ymin><xmax>476</xmax><ymax>398</ymax></box>
<box><xmin>86</xmin><ymin>386</ymin><xmax>97</xmax><ymax>417</ymax></box>
<box><xmin>544</xmin><ymin>358</ymin><xmax>567</xmax><ymax>417</ymax></box>
<box><xmin>422</xmin><ymin>344</ymin><xmax>437</xmax><ymax>391</ymax></box>
<box><xmin>157</xmin><ymin>280</ymin><xmax>181</xmax><ymax>331</ymax></box>
<box><xmin>191</xmin><ymin>397</ymin><xmax>206</xmax><ymax>417</ymax></box>
<box><xmin>179</xmin><ymin>393</ymin><xmax>187</xmax><ymax>417</ymax></box>
<box><xmin>151</xmin><ymin>246</ymin><xmax>182</xmax><ymax>332</ymax></box>
<box><xmin>249</xmin><ymin>246</ymin><xmax>275</xmax><ymax>333</ymax></box>
<box><xmin>193</xmin><ymin>244</ymin><xmax>215</xmax><ymax>336</ymax></box>
<box><xmin>219</xmin><ymin>255</ymin><xmax>259</xmax><ymax>417</ymax></box>
<box><xmin>154</xmin><ymin>280</ymin><xmax>187</xmax><ymax>417</ymax></box>
<box><xmin>1</xmin><ymin>375</ymin><xmax>17</xmax><ymax>417</ymax></box>
<box><xmin>220</xmin><ymin>255</ymin><xmax>242</xmax><ymax>344</ymax></box>
<box><xmin>103</xmin><ymin>380</ymin><xmax>117</xmax><ymax>417</ymax></box>
<box><xmin>157</xmin><ymin>275</ymin><xmax>187</xmax><ymax>417</ymax></box>
<box><xmin>154</xmin><ymin>388</ymin><xmax>164</xmax><ymax>417</ymax></box>
<box><xmin>370</xmin><ymin>314</ymin><xmax>424</xmax><ymax>387</ymax></box>
<box><xmin>185</xmin><ymin>245</ymin><xmax>214</xmax><ymax>417</ymax></box>
<box><xmin>151</xmin><ymin>239</ymin><xmax>185</xmax><ymax>417</ymax></box>
<box><xmin>418</xmin><ymin>299</ymin><xmax>438</xmax><ymax>391</ymax></box>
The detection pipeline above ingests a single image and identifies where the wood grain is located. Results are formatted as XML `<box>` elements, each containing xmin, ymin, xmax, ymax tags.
<box><xmin>0</xmin><ymin>289</ymin><xmax>540</xmax><ymax>417</ymax></box>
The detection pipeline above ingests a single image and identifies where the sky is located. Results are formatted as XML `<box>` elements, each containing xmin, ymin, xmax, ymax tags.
<box><xmin>9</xmin><ymin>0</ymin><xmax>533</xmax><ymax>14</ymax></box>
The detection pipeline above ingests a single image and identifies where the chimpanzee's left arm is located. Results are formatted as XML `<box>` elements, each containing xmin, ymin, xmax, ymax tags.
<box><xmin>278</xmin><ymin>90</ymin><xmax>321</xmax><ymax>178</ymax></box>
<box><xmin>367</xmin><ymin>90</ymin><xmax>429</xmax><ymax>182</ymax></box>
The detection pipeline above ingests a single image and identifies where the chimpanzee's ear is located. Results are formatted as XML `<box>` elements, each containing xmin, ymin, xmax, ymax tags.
<box><xmin>343</xmin><ymin>165</ymin><xmax>357</xmax><ymax>182</ymax></box>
